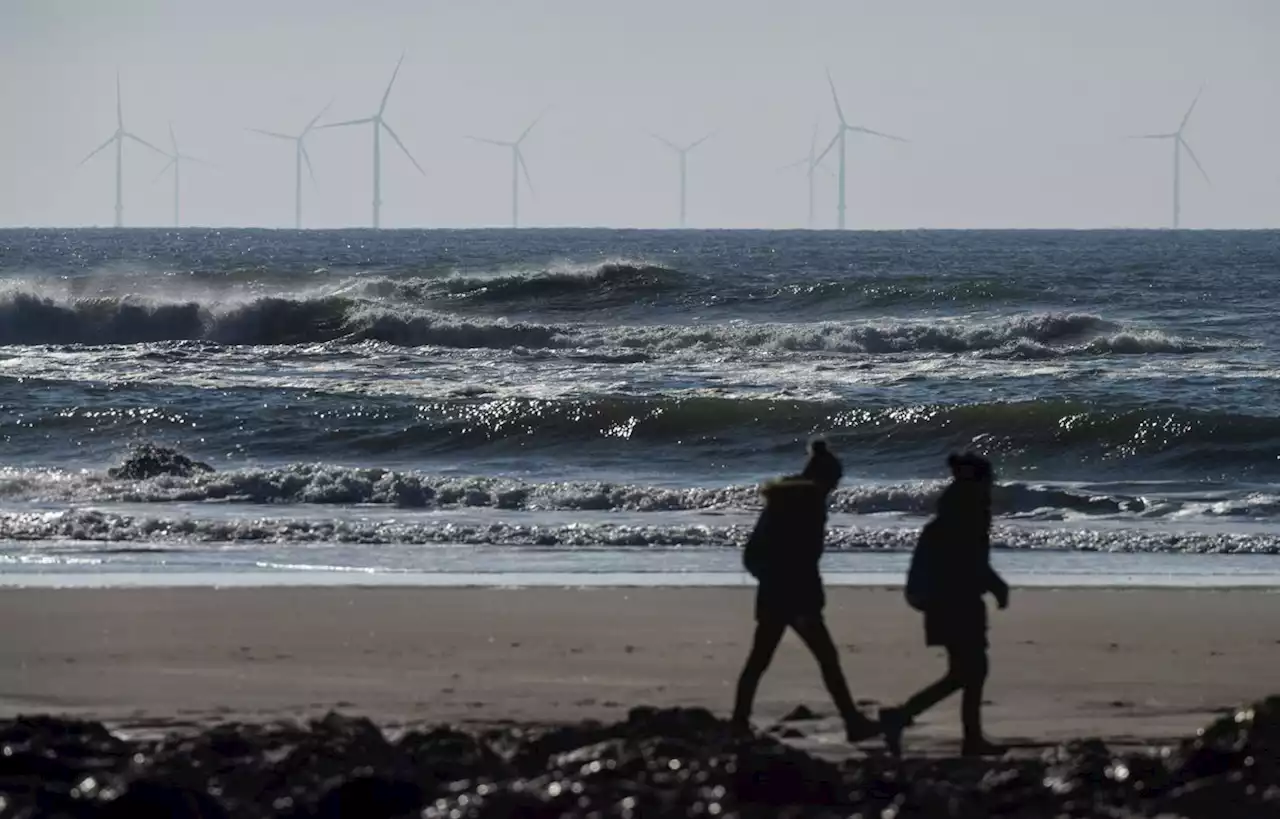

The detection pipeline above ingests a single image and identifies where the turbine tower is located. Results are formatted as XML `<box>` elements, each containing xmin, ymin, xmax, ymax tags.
<box><xmin>816</xmin><ymin>69</ymin><xmax>907</xmax><ymax>230</ymax></box>
<box><xmin>467</xmin><ymin>112</ymin><xmax>544</xmax><ymax>228</ymax></box>
<box><xmin>79</xmin><ymin>72</ymin><xmax>165</xmax><ymax>228</ymax></box>
<box><xmin>1132</xmin><ymin>89</ymin><xmax>1210</xmax><ymax>229</ymax></box>
<box><xmin>319</xmin><ymin>55</ymin><xmax>424</xmax><ymax>228</ymax></box>
<box><xmin>249</xmin><ymin>102</ymin><xmax>330</xmax><ymax>229</ymax></box>
<box><xmin>782</xmin><ymin>120</ymin><xmax>827</xmax><ymax>228</ymax></box>
<box><xmin>650</xmin><ymin>132</ymin><xmax>712</xmax><ymax>228</ymax></box>
<box><xmin>155</xmin><ymin>124</ymin><xmax>213</xmax><ymax>227</ymax></box>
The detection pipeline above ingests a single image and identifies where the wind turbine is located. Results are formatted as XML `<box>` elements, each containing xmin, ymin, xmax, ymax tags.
<box><xmin>1131</xmin><ymin>88</ymin><xmax>1210</xmax><ymax>229</ymax></box>
<box><xmin>79</xmin><ymin>72</ymin><xmax>165</xmax><ymax>228</ymax></box>
<box><xmin>248</xmin><ymin>102</ymin><xmax>330</xmax><ymax>229</ymax></box>
<box><xmin>319</xmin><ymin>55</ymin><xmax>425</xmax><ymax>228</ymax></box>
<box><xmin>816</xmin><ymin>69</ymin><xmax>908</xmax><ymax>230</ymax></box>
<box><xmin>154</xmin><ymin>124</ymin><xmax>213</xmax><ymax>227</ymax></box>
<box><xmin>650</xmin><ymin>132</ymin><xmax>713</xmax><ymax>228</ymax></box>
<box><xmin>782</xmin><ymin>119</ymin><xmax>828</xmax><ymax>228</ymax></box>
<box><xmin>467</xmin><ymin>112</ymin><xmax>544</xmax><ymax>228</ymax></box>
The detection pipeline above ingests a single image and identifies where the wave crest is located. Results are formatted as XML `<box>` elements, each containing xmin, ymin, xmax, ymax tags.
<box><xmin>0</xmin><ymin>464</ymin><xmax>1181</xmax><ymax>518</ymax></box>
<box><xmin>4</xmin><ymin>507</ymin><xmax>1278</xmax><ymax>554</ymax></box>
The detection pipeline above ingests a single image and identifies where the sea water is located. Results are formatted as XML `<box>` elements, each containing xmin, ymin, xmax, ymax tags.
<box><xmin>3</xmin><ymin>228</ymin><xmax>1279</xmax><ymax>586</ymax></box>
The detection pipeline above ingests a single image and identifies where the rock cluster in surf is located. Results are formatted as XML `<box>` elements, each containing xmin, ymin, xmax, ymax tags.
<box><xmin>0</xmin><ymin>698</ymin><xmax>1276</xmax><ymax>818</ymax></box>
<box><xmin>106</xmin><ymin>444</ymin><xmax>215</xmax><ymax>480</ymax></box>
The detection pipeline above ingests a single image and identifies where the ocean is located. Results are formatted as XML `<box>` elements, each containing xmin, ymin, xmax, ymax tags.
<box><xmin>2</xmin><ymin>228</ymin><xmax>1279</xmax><ymax>587</ymax></box>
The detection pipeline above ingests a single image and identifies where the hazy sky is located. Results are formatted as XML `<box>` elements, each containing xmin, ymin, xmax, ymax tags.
<box><xmin>1</xmin><ymin>0</ymin><xmax>1276</xmax><ymax>229</ymax></box>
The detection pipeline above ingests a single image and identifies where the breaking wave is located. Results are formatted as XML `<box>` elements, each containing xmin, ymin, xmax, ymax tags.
<box><xmin>0</xmin><ymin>287</ymin><xmax>1227</xmax><ymax>360</ymax></box>
<box><xmin>1</xmin><ymin>463</ymin><xmax>1269</xmax><ymax>522</ymax></box>
<box><xmin>3</xmin><ymin>507</ymin><xmax>1278</xmax><ymax>553</ymax></box>
<box><xmin>351</xmin><ymin>260</ymin><xmax>686</xmax><ymax>308</ymax></box>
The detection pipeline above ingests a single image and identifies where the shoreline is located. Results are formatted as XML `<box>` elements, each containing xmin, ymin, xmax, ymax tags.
<box><xmin>2</xmin><ymin>586</ymin><xmax>1276</xmax><ymax>755</ymax></box>
<box><xmin>3</xmin><ymin>571</ymin><xmax>1280</xmax><ymax>590</ymax></box>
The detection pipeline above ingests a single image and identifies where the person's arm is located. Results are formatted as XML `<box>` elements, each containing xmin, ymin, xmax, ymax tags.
<box><xmin>979</xmin><ymin>524</ymin><xmax>1009</xmax><ymax>608</ymax></box>
<box><xmin>984</xmin><ymin>564</ymin><xmax>1009</xmax><ymax>609</ymax></box>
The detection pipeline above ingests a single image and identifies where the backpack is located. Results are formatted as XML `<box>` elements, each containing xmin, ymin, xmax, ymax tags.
<box><xmin>905</xmin><ymin>519</ymin><xmax>942</xmax><ymax>611</ymax></box>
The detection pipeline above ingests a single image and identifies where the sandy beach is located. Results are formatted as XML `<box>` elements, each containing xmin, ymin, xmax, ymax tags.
<box><xmin>1</xmin><ymin>587</ymin><xmax>1276</xmax><ymax>755</ymax></box>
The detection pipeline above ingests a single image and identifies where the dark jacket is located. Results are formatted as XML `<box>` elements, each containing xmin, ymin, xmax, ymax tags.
<box><xmin>909</xmin><ymin>484</ymin><xmax>1004</xmax><ymax>609</ymax></box>
<box><xmin>743</xmin><ymin>476</ymin><xmax>828</xmax><ymax>583</ymax></box>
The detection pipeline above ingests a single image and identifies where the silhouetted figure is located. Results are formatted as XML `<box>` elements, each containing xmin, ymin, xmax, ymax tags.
<box><xmin>881</xmin><ymin>452</ymin><xmax>1009</xmax><ymax>757</ymax></box>
<box><xmin>731</xmin><ymin>440</ymin><xmax>876</xmax><ymax>742</ymax></box>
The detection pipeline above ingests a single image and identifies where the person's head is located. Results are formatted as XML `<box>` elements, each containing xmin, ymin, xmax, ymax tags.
<box><xmin>946</xmin><ymin>451</ymin><xmax>994</xmax><ymax>505</ymax></box>
<box><xmin>801</xmin><ymin>438</ymin><xmax>843</xmax><ymax>492</ymax></box>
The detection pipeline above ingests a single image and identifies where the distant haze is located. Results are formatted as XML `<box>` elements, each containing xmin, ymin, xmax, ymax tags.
<box><xmin>1</xmin><ymin>0</ymin><xmax>1276</xmax><ymax>229</ymax></box>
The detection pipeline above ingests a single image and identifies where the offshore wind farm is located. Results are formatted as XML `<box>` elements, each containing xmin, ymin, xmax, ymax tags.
<box><xmin>59</xmin><ymin>64</ymin><xmax>1238</xmax><ymax>232</ymax></box>
<box><xmin>52</xmin><ymin>55</ymin><xmax>1249</xmax><ymax>231</ymax></box>
<box><xmin>5</xmin><ymin>1</ymin><xmax>1273</xmax><ymax>231</ymax></box>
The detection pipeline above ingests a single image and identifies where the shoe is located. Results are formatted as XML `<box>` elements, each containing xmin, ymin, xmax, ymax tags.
<box><xmin>961</xmin><ymin>737</ymin><xmax>1006</xmax><ymax>758</ymax></box>
<box><xmin>843</xmin><ymin>712</ymin><xmax>880</xmax><ymax>743</ymax></box>
<box><xmin>879</xmin><ymin>707</ymin><xmax>911</xmax><ymax>758</ymax></box>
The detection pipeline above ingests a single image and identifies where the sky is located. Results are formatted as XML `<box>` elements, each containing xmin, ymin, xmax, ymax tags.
<box><xmin>0</xmin><ymin>0</ymin><xmax>1277</xmax><ymax>230</ymax></box>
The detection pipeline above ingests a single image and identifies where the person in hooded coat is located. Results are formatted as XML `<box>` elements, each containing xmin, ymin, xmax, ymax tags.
<box><xmin>881</xmin><ymin>452</ymin><xmax>1009</xmax><ymax>757</ymax></box>
<box><xmin>731</xmin><ymin>440</ymin><xmax>876</xmax><ymax>742</ymax></box>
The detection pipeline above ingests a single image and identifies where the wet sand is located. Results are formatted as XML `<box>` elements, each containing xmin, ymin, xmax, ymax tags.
<box><xmin>0</xmin><ymin>587</ymin><xmax>1276</xmax><ymax>753</ymax></box>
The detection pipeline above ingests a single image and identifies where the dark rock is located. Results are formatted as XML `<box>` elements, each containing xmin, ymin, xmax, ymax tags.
<box><xmin>781</xmin><ymin>705</ymin><xmax>819</xmax><ymax>722</ymax></box>
<box><xmin>108</xmin><ymin>444</ymin><xmax>215</xmax><ymax>480</ymax></box>
<box><xmin>397</xmin><ymin>725</ymin><xmax>507</xmax><ymax>783</ymax></box>
<box><xmin>311</xmin><ymin>775</ymin><xmax>424</xmax><ymax>819</ymax></box>
<box><xmin>0</xmin><ymin>697</ymin><xmax>1277</xmax><ymax>817</ymax></box>
<box><xmin>98</xmin><ymin>780</ymin><xmax>228</xmax><ymax>819</ymax></box>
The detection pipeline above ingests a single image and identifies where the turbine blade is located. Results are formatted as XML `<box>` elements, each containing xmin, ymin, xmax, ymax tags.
<box><xmin>1180</xmin><ymin>137</ymin><xmax>1211</xmax><ymax>185</ymax></box>
<box><xmin>809</xmin><ymin>117</ymin><xmax>819</xmax><ymax>159</ymax></box>
<box><xmin>248</xmin><ymin>128</ymin><xmax>293</xmax><ymax>140</ymax></box>
<box><xmin>517</xmin><ymin>109</ymin><xmax>548</xmax><ymax>144</ymax></box>
<box><xmin>825</xmin><ymin>67</ymin><xmax>847</xmax><ymax>126</ymax></box>
<box><xmin>116</xmin><ymin>70</ymin><xmax>123</xmax><ymax>129</ymax></box>
<box><xmin>648</xmin><ymin>132</ymin><xmax>680</xmax><ymax>152</ymax></box>
<box><xmin>686</xmin><ymin>132</ymin><xmax>714</xmax><ymax>151</ymax></box>
<box><xmin>517</xmin><ymin>149</ymin><xmax>535</xmax><ymax>197</ymax></box>
<box><xmin>379</xmin><ymin>53</ymin><xmax>405</xmax><ymax>116</ymax></box>
<box><xmin>815</xmin><ymin>129</ymin><xmax>840</xmax><ymax>164</ymax></box>
<box><xmin>301</xmin><ymin>143</ymin><xmax>316</xmax><ymax>183</ymax></box>
<box><xmin>466</xmin><ymin>135</ymin><xmax>509</xmax><ymax>147</ymax></box>
<box><xmin>318</xmin><ymin>117</ymin><xmax>374</xmax><ymax>129</ymax></box>
<box><xmin>1179</xmin><ymin>85</ymin><xmax>1204</xmax><ymax>133</ymax></box>
<box><xmin>152</xmin><ymin>159</ymin><xmax>175</xmax><ymax>183</ymax></box>
<box><xmin>124</xmin><ymin>132</ymin><xmax>167</xmax><ymax>156</ymax></box>
<box><xmin>169</xmin><ymin>122</ymin><xmax>178</xmax><ymax>155</ymax></box>
<box><xmin>849</xmin><ymin>125</ymin><xmax>909</xmax><ymax>143</ymax></box>
<box><xmin>182</xmin><ymin>154</ymin><xmax>216</xmax><ymax>169</ymax></box>
<box><xmin>1129</xmin><ymin>133</ymin><xmax>1175</xmax><ymax>140</ymax></box>
<box><xmin>304</xmin><ymin>100</ymin><xmax>333</xmax><ymax>134</ymax></box>
<box><xmin>381</xmin><ymin>121</ymin><xmax>425</xmax><ymax>176</ymax></box>
<box><xmin>779</xmin><ymin>156</ymin><xmax>809</xmax><ymax>172</ymax></box>
<box><xmin>79</xmin><ymin>134</ymin><xmax>117</xmax><ymax>165</ymax></box>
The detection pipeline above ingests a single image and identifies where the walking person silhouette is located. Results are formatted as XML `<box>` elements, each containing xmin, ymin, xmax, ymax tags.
<box><xmin>731</xmin><ymin>440</ymin><xmax>877</xmax><ymax>742</ymax></box>
<box><xmin>881</xmin><ymin>452</ymin><xmax>1009</xmax><ymax>757</ymax></box>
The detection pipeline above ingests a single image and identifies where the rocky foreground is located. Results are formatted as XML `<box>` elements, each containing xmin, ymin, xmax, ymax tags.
<box><xmin>1</xmin><ymin>699</ymin><xmax>1276</xmax><ymax>818</ymax></box>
